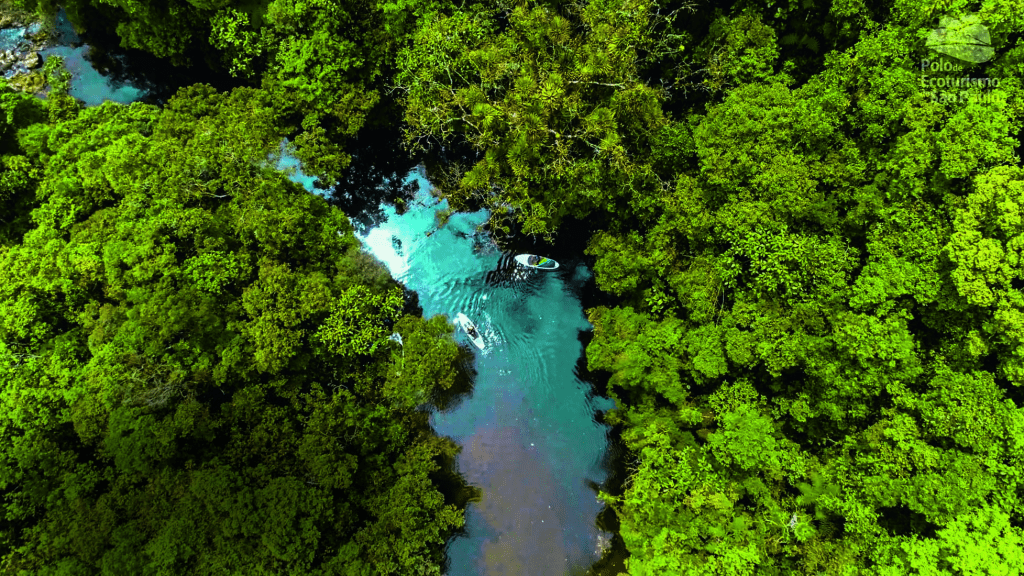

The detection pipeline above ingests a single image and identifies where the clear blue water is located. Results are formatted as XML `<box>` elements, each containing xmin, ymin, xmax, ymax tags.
<box><xmin>0</xmin><ymin>8</ymin><xmax>148</xmax><ymax>104</ymax></box>
<box><xmin>0</xmin><ymin>23</ymin><xmax>41</xmax><ymax>52</ymax></box>
<box><xmin>273</xmin><ymin>139</ymin><xmax>320</xmax><ymax>192</ymax></box>
<box><xmin>355</xmin><ymin>174</ymin><xmax>616</xmax><ymax>576</ymax></box>
<box><xmin>39</xmin><ymin>44</ymin><xmax>147</xmax><ymax>105</ymax></box>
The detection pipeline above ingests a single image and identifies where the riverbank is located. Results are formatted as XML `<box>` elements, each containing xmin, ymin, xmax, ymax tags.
<box><xmin>0</xmin><ymin>1</ymin><xmax>59</xmax><ymax>94</ymax></box>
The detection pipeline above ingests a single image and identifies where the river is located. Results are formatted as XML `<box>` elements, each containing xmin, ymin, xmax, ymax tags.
<box><xmin>17</xmin><ymin>12</ymin><xmax>620</xmax><ymax>573</ymax></box>
<box><xmin>356</xmin><ymin>176</ymin><xmax>616</xmax><ymax>575</ymax></box>
<box><xmin>0</xmin><ymin>8</ymin><xmax>147</xmax><ymax>105</ymax></box>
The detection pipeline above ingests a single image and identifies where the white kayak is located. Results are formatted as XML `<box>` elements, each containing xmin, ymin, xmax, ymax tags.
<box><xmin>514</xmin><ymin>254</ymin><xmax>559</xmax><ymax>270</ymax></box>
<box><xmin>455</xmin><ymin>313</ymin><xmax>486</xmax><ymax>350</ymax></box>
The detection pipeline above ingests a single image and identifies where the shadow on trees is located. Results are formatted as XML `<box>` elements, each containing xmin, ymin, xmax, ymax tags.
<box><xmin>428</xmin><ymin>344</ymin><xmax>478</xmax><ymax>415</ymax></box>
<box><xmin>877</xmin><ymin>506</ymin><xmax>937</xmax><ymax>539</ymax></box>
<box><xmin>575</xmin><ymin>328</ymin><xmax>631</xmax><ymax>575</ymax></box>
<box><xmin>582</xmin><ymin>427</ymin><xmax>631</xmax><ymax>576</ymax></box>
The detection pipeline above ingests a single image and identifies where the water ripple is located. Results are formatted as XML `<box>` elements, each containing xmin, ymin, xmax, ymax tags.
<box><xmin>358</xmin><ymin>178</ymin><xmax>615</xmax><ymax>576</ymax></box>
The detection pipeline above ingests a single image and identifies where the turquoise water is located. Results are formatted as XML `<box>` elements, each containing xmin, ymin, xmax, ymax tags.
<box><xmin>273</xmin><ymin>139</ymin><xmax>320</xmax><ymax>192</ymax></box>
<box><xmin>39</xmin><ymin>11</ymin><xmax>147</xmax><ymax>107</ymax></box>
<box><xmin>0</xmin><ymin>23</ymin><xmax>41</xmax><ymax>53</ymax></box>
<box><xmin>39</xmin><ymin>44</ymin><xmax>147</xmax><ymax>105</ymax></box>
<box><xmin>0</xmin><ymin>8</ymin><xmax>147</xmax><ymax>104</ymax></box>
<box><xmin>357</xmin><ymin>174</ymin><xmax>616</xmax><ymax>576</ymax></box>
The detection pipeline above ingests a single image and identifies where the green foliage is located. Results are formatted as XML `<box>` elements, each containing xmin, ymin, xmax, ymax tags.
<box><xmin>0</xmin><ymin>85</ymin><xmax>463</xmax><ymax>574</ymax></box>
<box><xmin>10</xmin><ymin>0</ymin><xmax>1024</xmax><ymax>574</ymax></box>
<box><xmin>0</xmin><ymin>75</ymin><xmax>47</xmax><ymax>245</ymax></box>
<box><xmin>946</xmin><ymin>165</ymin><xmax>1024</xmax><ymax>384</ymax></box>
<box><xmin>396</xmin><ymin>0</ymin><xmax>670</xmax><ymax>237</ymax></box>
<box><xmin>796</xmin><ymin>472</ymin><xmax>842</xmax><ymax>519</ymax></box>
<box><xmin>707</xmin><ymin>405</ymin><xmax>785</xmax><ymax>472</ymax></box>
<box><xmin>569</xmin><ymin>5</ymin><xmax>1024</xmax><ymax>575</ymax></box>
<box><xmin>209</xmin><ymin>8</ymin><xmax>272</xmax><ymax>78</ymax></box>
<box><xmin>42</xmin><ymin>55</ymin><xmax>78</xmax><ymax>123</ymax></box>
<box><xmin>314</xmin><ymin>285</ymin><xmax>403</xmax><ymax>358</ymax></box>
<box><xmin>694</xmin><ymin>9</ymin><xmax>781</xmax><ymax>92</ymax></box>
<box><xmin>57</xmin><ymin>0</ymin><xmax>454</xmax><ymax>188</ymax></box>
<box><xmin>606</xmin><ymin>425</ymin><xmax>768</xmax><ymax>576</ymax></box>
<box><xmin>343</xmin><ymin>0</ymin><xmax>1024</xmax><ymax>572</ymax></box>
<box><xmin>868</xmin><ymin>505</ymin><xmax>1024</xmax><ymax>575</ymax></box>
<box><xmin>381</xmin><ymin>314</ymin><xmax>460</xmax><ymax>409</ymax></box>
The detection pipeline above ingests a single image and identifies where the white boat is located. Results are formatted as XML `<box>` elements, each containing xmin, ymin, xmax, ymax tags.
<box><xmin>455</xmin><ymin>313</ymin><xmax>486</xmax><ymax>350</ymax></box>
<box><xmin>514</xmin><ymin>254</ymin><xmax>559</xmax><ymax>270</ymax></box>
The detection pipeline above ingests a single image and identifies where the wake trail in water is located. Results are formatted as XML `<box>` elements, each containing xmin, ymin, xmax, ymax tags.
<box><xmin>485</xmin><ymin>253</ymin><xmax>540</xmax><ymax>289</ymax></box>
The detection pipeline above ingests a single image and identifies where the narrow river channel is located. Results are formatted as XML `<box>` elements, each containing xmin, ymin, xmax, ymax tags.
<box><xmin>22</xmin><ymin>13</ymin><xmax>619</xmax><ymax>572</ymax></box>
<box><xmin>356</xmin><ymin>175</ymin><xmax>616</xmax><ymax>576</ymax></box>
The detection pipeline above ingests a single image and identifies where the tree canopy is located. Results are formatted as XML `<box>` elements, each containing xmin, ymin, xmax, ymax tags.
<box><xmin>6</xmin><ymin>0</ymin><xmax>1024</xmax><ymax>574</ymax></box>
<box><xmin>0</xmin><ymin>78</ymin><xmax>465</xmax><ymax>574</ymax></box>
<box><xmin>391</xmin><ymin>0</ymin><xmax>1024</xmax><ymax>574</ymax></box>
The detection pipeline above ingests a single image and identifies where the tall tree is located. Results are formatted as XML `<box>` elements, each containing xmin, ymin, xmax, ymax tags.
<box><xmin>0</xmin><ymin>77</ymin><xmax>47</xmax><ymax>246</ymax></box>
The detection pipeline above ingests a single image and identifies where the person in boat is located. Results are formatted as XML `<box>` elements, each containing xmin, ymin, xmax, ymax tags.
<box><xmin>528</xmin><ymin>255</ymin><xmax>540</xmax><ymax>266</ymax></box>
<box><xmin>466</xmin><ymin>324</ymin><xmax>479</xmax><ymax>339</ymax></box>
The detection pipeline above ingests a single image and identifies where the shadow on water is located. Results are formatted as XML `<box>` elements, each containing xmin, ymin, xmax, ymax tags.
<box><xmin>423</xmin><ymin>327</ymin><xmax>485</xmax><ymax>558</ymax></box>
<box><xmin>429</xmin><ymin>344</ymin><xmax>479</xmax><ymax>415</ymax></box>
<box><xmin>52</xmin><ymin>7</ymin><xmax>244</xmax><ymax>106</ymax></box>
<box><xmin>324</xmin><ymin>121</ymin><xmax>422</xmax><ymax>234</ymax></box>
<box><xmin>555</xmin><ymin>215</ymin><xmax>632</xmax><ymax>576</ymax></box>
<box><xmin>571</xmin><ymin>328</ymin><xmax>632</xmax><ymax>576</ymax></box>
<box><xmin>584</xmin><ymin>432</ymin><xmax>631</xmax><ymax>576</ymax></box>
<box><xmin>430</xmin><ymin>444</ymin><xmax>485</xmax><ymax>574</ymax></box>
<box><xmin>77</xmin><ymin>44</ymin><xmax>241</xmax><ymax>106</ymax></box>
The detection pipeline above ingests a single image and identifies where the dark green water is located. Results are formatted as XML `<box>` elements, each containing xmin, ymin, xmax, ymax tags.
<box><xmin>357</xmin><ymin>175</ymin><xmax>616</xmax><ymax>576</ymax></box>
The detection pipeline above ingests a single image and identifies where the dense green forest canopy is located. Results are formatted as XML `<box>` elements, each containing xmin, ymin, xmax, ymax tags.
<box><xmin>0</xmin><ymin>67</ymin><xmax>467</xmax><ymax>574</ymax></box>
<box><xmin>3</xmin><ymin>0</ymin><xmax>1024</xmax><ymax>574</ymax></box>
<box><xmin>394</xmin><ymin>1</ymin><xmax>1024</xmax><ymax>572</ymax></box>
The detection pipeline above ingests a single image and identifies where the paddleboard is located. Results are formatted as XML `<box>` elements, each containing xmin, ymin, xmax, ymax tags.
<box><xmin>514</xmin><ymin>254</ymin><xmax>559</xmax><ymax>270</ymax></box>
<box><xmin>455</xmin><ymin>313</ymin><xmax>486</xmax><ymax>350</ymax></box>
